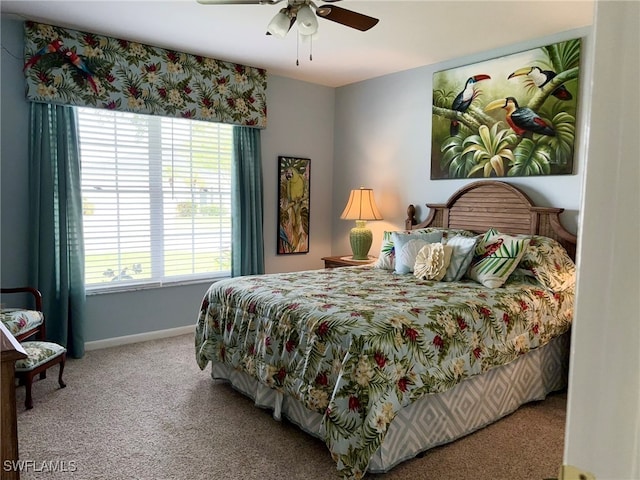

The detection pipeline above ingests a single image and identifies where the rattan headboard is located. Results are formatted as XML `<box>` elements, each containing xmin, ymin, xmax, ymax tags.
<box><xmin>405</xmin><ymin>181</ymin><xmax>577</xmax><ymax>259</ymax></box>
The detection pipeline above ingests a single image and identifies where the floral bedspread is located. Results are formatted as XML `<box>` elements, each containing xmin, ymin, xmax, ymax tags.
<box><xmin>195</xmin><ymin>266</ymin><xmax>573</xmax><ymax>479</ymax></box>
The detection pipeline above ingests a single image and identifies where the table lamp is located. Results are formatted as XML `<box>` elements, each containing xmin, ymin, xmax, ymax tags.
<box><xmin>340</xmin><ymin>187</ymin><xmax>383</xmax><ymax>260</ymax></box>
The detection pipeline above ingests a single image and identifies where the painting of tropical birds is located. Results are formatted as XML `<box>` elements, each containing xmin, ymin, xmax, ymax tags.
<box><xmin>278</xmin><ymin>156</ymin><xmax>310</xmax><ymax>254</ymax></box>
<box><xmin>431</xmin><ymin>38</ymin><xmax>581</xmax><ymax>179</ymax></box>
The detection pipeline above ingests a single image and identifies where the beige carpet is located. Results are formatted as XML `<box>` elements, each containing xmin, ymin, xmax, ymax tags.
<box><xmin>15</xmin><ymin>333</ymin><xmax>566</xmax><ymax>480</ymax></box>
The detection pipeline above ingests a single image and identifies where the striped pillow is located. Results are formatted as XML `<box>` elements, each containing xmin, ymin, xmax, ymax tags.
<box><xmin>442</xmin><ymin>235</ymin><xmax>478</xmax><ymax>281</ymax></box>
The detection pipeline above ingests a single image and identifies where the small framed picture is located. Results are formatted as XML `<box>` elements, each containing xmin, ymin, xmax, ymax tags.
<box><xmin>277</xmin><ymin>156</ymin><xmax>310</xmax><ymax>254</ymax></box>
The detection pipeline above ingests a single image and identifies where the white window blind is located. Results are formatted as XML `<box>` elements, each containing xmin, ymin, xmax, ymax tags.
<box><xmin>77</xmin><ymin>107</ymin><xmax>233</xmax><ymax>291</ymax></box>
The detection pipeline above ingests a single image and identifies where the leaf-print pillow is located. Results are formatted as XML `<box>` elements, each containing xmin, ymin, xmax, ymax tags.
<box><xmin>467</xmin><ymin>228</ymin><xmax>530</xmax><ymax>288</ymax></box>
<box><xmin>373</xmin><ymin>230</ymin><xmax>397</xmax><ymax>270</ymax></box>
<box><xmin>518</xmin><ymin>235</ymin><xmax>576</xmax><ymax>291</ymax></box>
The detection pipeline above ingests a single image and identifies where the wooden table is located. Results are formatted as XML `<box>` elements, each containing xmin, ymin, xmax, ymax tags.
<box><xmin>321</xmin><ymin>255</ymin><xmax>376</xmax><ymax>268</ymax></box>
<box><xmin>1</xmin><ymin>322</ymin><xmax>27</xmax><ymax>480</ymax></box>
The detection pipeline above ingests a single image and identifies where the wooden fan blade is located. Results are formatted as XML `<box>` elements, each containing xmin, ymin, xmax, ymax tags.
<box><xmin>316</xmin><ymin>5</ymin><xmax>379</xmax><ymax>31</ymax></box>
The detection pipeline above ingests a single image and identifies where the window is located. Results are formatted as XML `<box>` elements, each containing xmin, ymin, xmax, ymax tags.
<box><xmin>77</xmin><ymin>107</ymin><xmax>233</xmax><ymax>291</ymax></box>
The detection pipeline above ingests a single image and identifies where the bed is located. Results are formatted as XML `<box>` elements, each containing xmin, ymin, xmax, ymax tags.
<box><xmin>195</xmin><ymin>180</ymin><xmax>577</xmax><ymax>479</ymax></box>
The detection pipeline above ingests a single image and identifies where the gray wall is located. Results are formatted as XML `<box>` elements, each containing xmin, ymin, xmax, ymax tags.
<box><xmin>261</xmin><ymin>76</ymin><xmax>335</xmax><ymax>274</ymax></box>
<box><xmin>1</xmin><ymin>18</ymin><xmax>30</xmax><ymax>288</ymax></box>
<box><xmin>331</xmin><ymin>27</ymin><xmax>591</xmax><ymax>257</ymax></box>
<box><xmin>0</xmin><ymin>17</ymin><xmax>335</xmax><ymax>342</ymax></box>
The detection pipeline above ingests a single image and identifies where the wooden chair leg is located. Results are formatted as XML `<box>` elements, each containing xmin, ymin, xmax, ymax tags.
<box><xmin>58</xmin><ymin>355</ymin><xmax>66</xmax><ymax>389</ymax></box>
<box><xmin>16</xmin><ymin>345</ymin><xmax>66</xmax><ymax>409</ymax></box>
<box><xmin>24</xmin><ymin>372</ymin><xmax>34</xmax><ymax>410</ymax></box>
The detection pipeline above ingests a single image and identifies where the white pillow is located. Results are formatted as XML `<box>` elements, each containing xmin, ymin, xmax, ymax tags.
<box><xmin>413</xmin><ymin>243</ymin><xmax>453</xmax><ymax>281</ymax></box>
<box><xmin>391</xmin><ymin>231</ymin><xmax>444</xmax><ymax>274</ymax></box>
<box><xmin>396</xmin><ymin>239</ymin><xmax>431</xmax><ymax>274</ymax></box>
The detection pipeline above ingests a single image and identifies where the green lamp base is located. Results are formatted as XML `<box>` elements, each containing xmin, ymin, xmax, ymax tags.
<box><xmin>349</xmin><ymin>220</ymin><xmax>373</xmax><ymax>260</ymax></box>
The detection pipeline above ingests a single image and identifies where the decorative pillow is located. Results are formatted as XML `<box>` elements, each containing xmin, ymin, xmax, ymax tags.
<box><xmin>395</xmin><ymin>239</ymin><xmax>431</xmax><ymax>274</ymax></box>
<box><xmin>467</xmin><ymin>228</ymin><xmax>531</xmax><ymax>288</ymax></box>
<box><xmin>374</xmin><ymin>228</ymin><xmax>470</xmax><ymax>270</ymax></box>
<box><xmin>413</xmin><ymin>243</ymin><xmax>453</xmax><ymax>281</ymax></box>
<box><xmin>374</xmin><ymin>230</ymin><xmax>398</xmax><ymax>270</ymax></box>
<box><xmin>441</xmin><ymin>235</ymin><xmax>478</xmax><ymax>282</ymax></box>
<box><xmin>391</xmin><ymin>231</ymin><xmax>443</xmax><ymax>274</ymax></box>
<box><xmin>518</xmin><ymin>235</ymin><xmax>576</xmax><ymax>291</ymax></box>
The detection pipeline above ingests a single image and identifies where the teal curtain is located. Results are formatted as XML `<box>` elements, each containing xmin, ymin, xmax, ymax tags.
<box><xmin>28</xmin><ymin>103</ymin><xmax>86</xmax><ymax>358</ymax></box>
<box><xmin>231</xmin><ymin>126</ymin><xmax>264</xmax><ymax>276</ymax></box>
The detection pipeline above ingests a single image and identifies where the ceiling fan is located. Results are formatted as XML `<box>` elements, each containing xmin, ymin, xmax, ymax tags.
<box><xmin>196</xmin><ymin>0</ymin><xmax>379</xmax><ymax>38</ymax></box>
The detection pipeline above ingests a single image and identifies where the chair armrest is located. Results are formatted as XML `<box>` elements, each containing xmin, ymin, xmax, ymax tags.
<box><xmin>1</xmin><ymin>287</ymin><xmax>45</xmax><ymax>341</ymax></box>
<box><xmin>1</xmin><ymin>287</ymin><xmax>43</xmax><ymax>312</ymax></box>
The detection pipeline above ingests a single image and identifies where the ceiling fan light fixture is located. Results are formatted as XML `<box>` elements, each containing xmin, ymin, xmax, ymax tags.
<box><xmin>299</xmin><ymin>31</ymin><xmax>319</xmax><ymax>43</ymax></box>
<box><xmin>267</xmin><ymin>8</ymin><xmax>291</xmax><ymax>38</ymax></box>
<box><xmin>296</xmin><ymin>4</ymin><xmax>318</xmax><ymax>36</ymax></box>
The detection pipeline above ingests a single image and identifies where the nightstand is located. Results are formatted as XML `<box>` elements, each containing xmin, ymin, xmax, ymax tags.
<box><xmin>321</xmin><ymin>255</ymin><xmax>376</xmax><ymax>269</ymax></box>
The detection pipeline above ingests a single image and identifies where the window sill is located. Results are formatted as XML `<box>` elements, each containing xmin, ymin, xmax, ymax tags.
<box><xmin>86</xmin><ymin>274</ymin><xmax>230</xmax><ymax>296</ymax></box>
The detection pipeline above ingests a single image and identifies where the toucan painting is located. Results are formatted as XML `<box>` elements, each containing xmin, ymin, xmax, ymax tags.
<box><xmin>431</xmin><ymin>38</ymin><xmax>580</xmax><ymax>179</ymax></box>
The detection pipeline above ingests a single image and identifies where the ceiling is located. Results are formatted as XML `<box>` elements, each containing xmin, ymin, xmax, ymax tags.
<box><xmin>1</xmin><ymin>0</ymin><xmax>594</xmax><ymax>88</ymax></box>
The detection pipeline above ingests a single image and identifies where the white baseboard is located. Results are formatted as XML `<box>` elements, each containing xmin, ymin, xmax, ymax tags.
<box><xmin>84</xmin><ymin>325</ymin><xmax>195</xmax><ymax>351</ymax></box>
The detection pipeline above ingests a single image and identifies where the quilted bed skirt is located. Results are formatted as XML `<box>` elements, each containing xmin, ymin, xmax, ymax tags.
<box><xmin>208</xmin><ymin>331</ymin><xmax>570</xmax><ymax>474</ymax></box>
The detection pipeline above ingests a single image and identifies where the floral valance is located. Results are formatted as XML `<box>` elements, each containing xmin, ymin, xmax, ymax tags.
<box><xmin>23</xmin><ymin>21</ymin><xmax>267</xmax><ymax>128</ymax></box>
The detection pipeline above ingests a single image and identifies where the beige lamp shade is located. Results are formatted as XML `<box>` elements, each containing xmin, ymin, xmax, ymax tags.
<box><xmin>340</xmin><ymin>188</ymin><xmax>383</xmax><ymax>221</ymax></box>
<box><xmin>340</xmin><ymin>188</ymin><xmax>382</xmax><ymax>260</ymax></box>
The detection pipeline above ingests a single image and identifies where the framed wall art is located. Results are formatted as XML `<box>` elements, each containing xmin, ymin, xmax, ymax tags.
<box><xmin>431</xmin><ymin>38</ymin><xmax>581</xmax><ymax>179</ymax></box>
<box><xmin>277</xmin><ymin>156</ymin><xmax>310</xmax><ymax>254</ymax></box>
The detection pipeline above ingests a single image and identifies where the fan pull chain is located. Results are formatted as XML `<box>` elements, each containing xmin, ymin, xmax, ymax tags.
<box><xmin>295</xmin><ymin>33</ymin><xmax>313</xmax><ymax>65</ymax></box>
